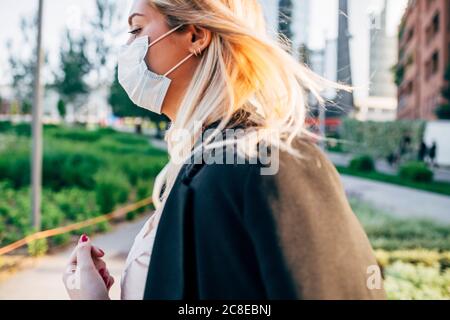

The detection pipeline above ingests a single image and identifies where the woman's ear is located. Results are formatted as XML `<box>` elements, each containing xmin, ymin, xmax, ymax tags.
<box><xmin>185</xmin><ymin>25</ymin><xmax>211</xmax><ymax>56</ymax></box>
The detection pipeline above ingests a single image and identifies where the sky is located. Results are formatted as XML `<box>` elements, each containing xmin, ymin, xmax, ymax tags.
<box><xmin>0</xmin><ymin>0</ymin><xmax>408</xmax><ymax>100</ymax></box>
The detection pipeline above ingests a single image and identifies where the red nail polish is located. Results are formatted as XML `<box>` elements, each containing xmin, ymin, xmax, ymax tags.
<box><xmin>81</xmin><ymin>234</ymin><xmax>89</xmax><ymax>242</ymax></box>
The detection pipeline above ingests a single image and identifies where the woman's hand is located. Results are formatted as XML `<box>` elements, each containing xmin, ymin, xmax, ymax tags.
<box><xmin>62</xmin><ymin>234</ymin><xmax>114</xmax><ymax>300</ymax></box>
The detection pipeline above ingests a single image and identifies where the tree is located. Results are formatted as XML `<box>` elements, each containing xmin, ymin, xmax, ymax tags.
<box><xmin>89</xmin><ymin>0</ymin><xmax>122</xmax><ymax>86</ymax></box>
<box><xmin>108</xmin><ymin>66</ymin><xmax>168</xmax><ymax>136</ymax></box>
<box><xmin>7</xmin><ymin>13</ymin><xmax>48</xmax><ymax>115</ymax></box>
<box><xmin>52</xmin><ymin>30</ymin><xmax>91</xmax><ymax>118</ymax></box>
<box><xmin>57</xmin><ymin>99</ymin><xmax>66</xmax><ymax>120</ymax></box>
<box><xmin>278</xmin><ymin>0</ymin><xmax>293</xmax><ymax>49</ymax></box>
<box><xmin>435</xmin><ymin>64</ymin><xmax>450</xmax><ymax>119</ymax></box>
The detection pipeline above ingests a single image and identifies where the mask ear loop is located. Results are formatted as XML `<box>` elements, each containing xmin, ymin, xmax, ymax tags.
<box><xmin>147</xmin><ymin>24</ymin><xmax>199</xmax><ymax>77</ymax></box>
<box><xmin>164</xmin><ymin>52</ymin><xmax>195</xmax><ymax>77</ymax></box>
<box><xmin>148</xmin><ymin>24</ymin><xmax>184</xmax><ymax>48</ymax></box>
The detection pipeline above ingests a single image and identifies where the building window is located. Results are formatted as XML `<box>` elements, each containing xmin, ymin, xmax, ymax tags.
<box><xmin>406</xmin><ymin>27</ymin><xmax>414</xmax><ymax>43</ymax></box>
<box><xmin>426</xmin><ymin>51</ymin><xmax>439</xmax><ymax>79</ymax></box>
<box><xmin>432</xmin><ymin>12</ymin><xmax>440</xmax><ymax>34</ymax></box>
<box><xmin>426</xmin><ymin>12</ymin><xmax>440</xmax><ymax>43</ymax></box>
<box><xmin>431</xmin><ymin>52</ymin><xmax>439</xmax><ymax>74</ymax></box>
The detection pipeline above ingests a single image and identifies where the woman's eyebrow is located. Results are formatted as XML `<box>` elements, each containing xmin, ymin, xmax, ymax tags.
<box><xmin>128</xmin><ymin>13</ymin><xmax>145</xmax><ymax>26</ymax></box>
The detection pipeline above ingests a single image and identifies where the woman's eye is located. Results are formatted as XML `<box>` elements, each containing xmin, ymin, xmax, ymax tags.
<box><xmin>128</xmin><ymin>28</ymin><xmax>142</xmax><ymax>35</ymax></box>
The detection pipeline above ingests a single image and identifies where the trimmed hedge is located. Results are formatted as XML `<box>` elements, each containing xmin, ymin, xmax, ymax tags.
<box><xmin>349</xmin><ymin>155</ymin><xmax>375</xmax><ymax>172</ymax></box>
<box><xmin>340</xmin><ymin>119</ymin><xmax>425</xmax><ymax>159</ymax></box>
<box><xmin>399</xmin><ymin>161</ymin><xmax>434</xmax><ymax>183</ymax></box>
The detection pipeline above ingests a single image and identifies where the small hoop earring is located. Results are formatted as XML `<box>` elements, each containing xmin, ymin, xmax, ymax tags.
<box><xmin>194</xmin><ymin>48</ymin><xmax>201</xmax><ymax>57</ymax></box>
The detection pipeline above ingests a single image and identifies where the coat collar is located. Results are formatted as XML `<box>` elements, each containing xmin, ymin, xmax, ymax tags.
<box><xmin>179</xmin><ymin>111</ymin><xmax>256</xmax><ymax>185</ymax></box>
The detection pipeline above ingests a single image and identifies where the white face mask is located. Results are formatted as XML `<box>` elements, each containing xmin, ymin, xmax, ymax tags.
<box><xmin>118</xmin><ymin>25</ymin><xmax>194</xmax><ymax>114</ymax></box>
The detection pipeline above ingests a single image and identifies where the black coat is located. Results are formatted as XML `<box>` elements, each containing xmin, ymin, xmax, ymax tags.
<box><xmin>143</xmin><ymin>138</ymin><xmax>385</xmax><ymax>300</ymax></box>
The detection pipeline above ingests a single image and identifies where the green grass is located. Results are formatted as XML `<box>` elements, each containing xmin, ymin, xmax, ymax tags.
<box><xmin>351</xmin><ymin>198</ymin><xmax>450</xmax><ymax>251</ymax></box>
<box><xmin>337</xmin><ymin>165</ymin><xmax>450</xmax><ymax>197</ymax></box>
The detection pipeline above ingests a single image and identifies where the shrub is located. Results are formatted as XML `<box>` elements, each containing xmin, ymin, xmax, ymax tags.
<box><xmin>120</xmin><ymin>158</ymin><xmax>165</xmax><ymax>185</ymax></box>
<box><xmin>0</xmin><ymin>149</ymin><xmax>31</xmax><ymax>188</ymax></box>
<box><xmin>110</xmin><ymin>133</ymin><xmax>149</xmax><ymax>146</ymax></box>
<box><xmin>0</xmin><ymin>125</ymin><xmax>167</xmax><ymax>250</ymax></box>
<box><xmin>95</xmin><ymin>171</ymin><xmax>131</xmax><ymax>214</ymax></box>
<box><xmin>47</xmin><ymin>127</ymin><xmax>104</xmax><ymax>142</ymax></box>
<box><xmin>351</xmin><ymin>198</ymin><xmax>450</xmax><ymax>251</ymax></box>
<box><xmin>27</xmin><ymin>238</ymin><xmax>48</xmax><ymax>257</ymax></box>
<box><xmin>0</xmin><ymin>145</ymin><xmax>102</xmax><ymax>190</ymax></box>
<box><xmin>52</xmin><ymin>233</ymin><xmax>71</xmax><ymax>246</ymax></box>
<box><xmin>43</xmin><ymin>150</ymin><xmax>102</xmax><ymax>190</ymax></box>
<box><xmin>349</xmin><ymin>155</ymin><xmax>375</xmax><ymax>172</ymax></box>
<box><xmin>399</xmin><ymin>161</ymin><xmax>433</xmax><ymax>183</ymax></box>
<box><xmin>340</xmin><ymin>119</ymin><xmax>426</xmax><ymax>159</ymax></box>
<box><xmin>0</xmin><ymin>121</ymin><xmax>12</xmax><ymax>132</ymax></box>
<box><xmin>383</xmin><ymin>261</ymin><xmax>450</xmax><ymax>300</ymax></box>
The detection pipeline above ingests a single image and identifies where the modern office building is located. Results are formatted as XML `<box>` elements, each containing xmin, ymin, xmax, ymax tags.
<box><xmin>260</xmin><ymin>0</ymin><xmax>311</xmax><ymax>52</ymax></box>
<box><xmin>369</xmin><ymin>0</ymin><xmax>398</xmax><ymax>98</ymax></box>
<box><xmin>356</xmin><ymin>0</ymin><xmax>398</xmax><ymax>122</ymax></box>
<box><xmin>397</xmin><ymin>0</ymin><xmax>450</xmax><ymax>120</ymax></box>
<box><xmin>335</xmin><ymin>0</ymin><xmax>354</xmax><ymax>115</ymax></box>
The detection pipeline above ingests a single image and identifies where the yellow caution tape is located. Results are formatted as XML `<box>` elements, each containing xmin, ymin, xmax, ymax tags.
<box><xmin>0</xmin><ymin>196</ymin><xmax>153</xmax><ymax>256</ymax></box>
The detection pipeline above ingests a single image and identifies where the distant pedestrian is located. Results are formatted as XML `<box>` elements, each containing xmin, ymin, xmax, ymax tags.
<box><xmin>418</xmin><ymin>140</ymin><xmax>428</xmax><ymax>162</ymax></box>
<box><xmin>387</xmin><ymin>152</ymin><xmax>399</xmax><ymax>167</ymax></box>
<box><xmin>429</xmin><ymin>141</ymin><xmax>437</xmax><ymax>167</ymax></box>
<box><xmin>399</xmin><ymin>134</ymin><xmax>412</xmax><ymax>161</ymax></box>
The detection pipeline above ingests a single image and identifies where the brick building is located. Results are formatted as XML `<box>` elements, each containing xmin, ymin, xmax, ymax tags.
<box><xmin>397</xmin><ymin>0</ymin><xmax>450</xmax><ymax>119</ymax></box>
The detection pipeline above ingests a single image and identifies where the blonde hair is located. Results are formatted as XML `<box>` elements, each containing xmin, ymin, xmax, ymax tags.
<box><xmin>150</xmin><ymin>0</ymin><xmax>347</xmax><ymax>205</ymax></box>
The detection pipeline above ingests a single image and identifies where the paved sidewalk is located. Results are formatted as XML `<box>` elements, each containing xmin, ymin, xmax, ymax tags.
<box><xmin>341</xmin><ymin>175</ymin><xmax>450</xmax><ymax>224</ymax></box>
<box><xmin>0</xmin><ymin>214</ymin><xmax>150</xmax><ymax>300</ymax></box>
<box><xmin>327</xmin><ymin>152</ymin><xmax>450</xmax><ymax>183</ymax></box>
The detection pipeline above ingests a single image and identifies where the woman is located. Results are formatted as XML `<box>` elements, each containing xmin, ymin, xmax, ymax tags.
<box><xmin>63</xmin><ymin>0</ymin><xmax>386</xmax><ymax>300</ymax></box>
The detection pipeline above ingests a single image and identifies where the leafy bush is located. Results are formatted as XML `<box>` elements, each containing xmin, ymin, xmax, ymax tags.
<box><xmin>353</xmin><ymin>200</ymin><xmax>450</xmax><ymax>299</ymax></box>
<box><xmin>349</xmin><ymin>155</ymin><xmax>375</xmax><ymax>172</ymax></box>
<box><xmin>95</xmin><ymin>171</ymin><xmax>131</xmax><ymax>214</ymax></box>
<box><xmin>43</xmin><ymin>149</ymin><xmax>101</xmax><ymax>190</ymax></box>
<box><xmin>0</xmin><ymin>149</ymin><xmax>31</xmax><ymax>188</ymax></box>
<box><xmin>399</xmin><ymin>161</ymin><xmax>433</xmax><ymax>183</ymax></box>
<box><xmin>27</xmin><ymin>238</ymin><xmax>48</xmax><ymax>257</ymax></box>
<box><xmin>351</xmin><ymin>198</ymin><xmax>450</xmax><ymax>251</ymax></box>
<box><xmin>46</xmin><ymin>126</ymin><xmax>104</xmax><ymax>142</ymax></box>
<box><xmin>119</xmin><ymin>157</ymin><xmax>166</xmax><ymax>185</ymax></box>
<box><xmin>5</xmin><ymin>123</ymin><xmax>31</xmax><ymax>136</ymax></box>
<box><xmin>0</xmin><ymin>124</ymin><xmax>167</xmax><ymax>250</ymax></box>
<box><xmin>383</xmin><ymin>261</ymin><xmax>450</xmax><ymax>300</ymax></box>
<box><xmin>0</xmin><ymin>146</ymin><xmax>102</xmax><ymax>190</ymax></box>
<box><xmin>375</xmin><ymin>250</ymin><xmax>450</xmax><ymax>300</ymax></box>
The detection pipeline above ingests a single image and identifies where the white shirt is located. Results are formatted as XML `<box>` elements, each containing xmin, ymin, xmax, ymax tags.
<box><xmin>120</xmin><ymin>205</ymin><xmax>164</xmax><ymax>300</ymax></box>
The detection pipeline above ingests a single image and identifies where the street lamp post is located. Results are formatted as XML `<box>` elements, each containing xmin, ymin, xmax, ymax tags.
<box><xmin>31</xmin><ymin>0</ymin><xmax>44</xmax><ymax>231</ymax></box>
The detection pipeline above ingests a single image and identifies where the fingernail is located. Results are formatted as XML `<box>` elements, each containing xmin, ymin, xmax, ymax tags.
<box><xmin>80</xmin><ymin>234</ymin><xmax>89</xmax><ymax>242</ymax></box>
<box><xmin>99</xmin><ymin>249</ymin><xmax>104</xmax><ymax>255</ymax></box>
